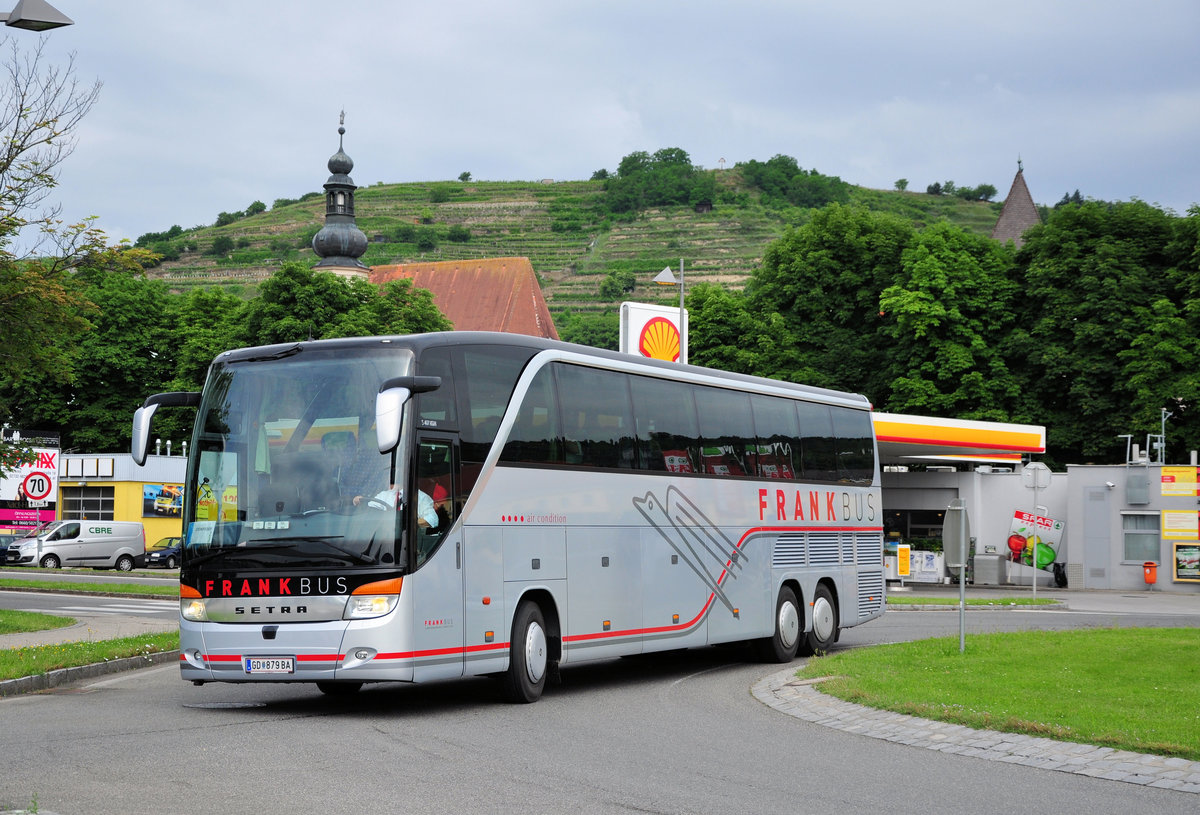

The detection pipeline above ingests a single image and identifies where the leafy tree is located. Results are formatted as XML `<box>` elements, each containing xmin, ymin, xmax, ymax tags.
<box><xmin>686</xmin><ymin>283</ymin><xmax>764</xmax><ymax>373</ymax></box>
<box><xmin>214</xmin><ymin>211</ymin><xmax>241</xmax><ymax>227</ymax></box>
<box><xmin>447</xmin><ymin>225</ymin><xmax>470</xmax><ymax>243</ymax></box>
<box><xmin>894</xmin><ymin>179</ymin><xmax>908</xmax><ymax>192</ymax></box>
<box><xmin>879</xmin><ymin>222</ymin><xmax>1019</xmax><ymax>419</ymax></box>
<box><xmin>598</xmin><ymin>268</ymin><xmax>635</xmax><ymax>300</ymax></box>
<box><xmin>926</xmin><ymin>182</ymin><xmax>942</xmax><ymax>196</ymax></box>
<box><xmin>458</xmin><ymin>171</ymin><xmax>471</xmax><ymax>182</ymax></box>
<box><xmin>737</xmin><ymin>155</ymin><xmax>849</xmax><ymax>209</ymax></box>
<box><xmin>590</xmin><ymin>168</ymin><xmax>609</xmax><ymax>181</ymax></box>
<box><xmin>208</xmin><ymin>235</ymin><xmax>233</xmax><ymax>255</ymax></box>
<box><xmin>245</xmin><ymin>200</ymin><xmax>266</xmax><ymax>216</ymax></box>
<box><xmin>744</xmin><ymin>203</ymin><xmax>913</xmax><ymax>399</ymax></box>
<box><xmin>604</xmin><ymin>148</ymin><xmax>705</xmax><ymax>213</ymax></box>
<box><xmin>415</xmin><ymin>228</ymin><xmax>437</xmax><ymax>251</ymax></box>
<box><xmin>0</xmin><ymin>36</ymin><xmax>104</xmax><ymax>475</ymax></box>
<box><xmin>1011</xmin><ymin>200</ymin><xmax>1180</xmax><ymax>461</ymax></box>
<box><xmin>3</xmin><ymin>249</ymin><xmax>171</xmax><ymax>452</ymax></box>
<box><xmin>234</xmin><ymin>262</ymin><xmax>449</xmax><ymax>347</ymax></box>
<box><xmin>554</xmin><ymin>310</ymin><xmax>618</xmax><ymax>350</ymax></box>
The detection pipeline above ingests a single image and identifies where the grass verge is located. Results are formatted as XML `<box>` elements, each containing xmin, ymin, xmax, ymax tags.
<box><xmin>0</xmin><ymin>608</ymin><xmax>76</xmax><ymax>635</ymax></box>
<box><xmin>0</xmin><ymin>577</ymin><xmax>177</xmax><ymax>597</ymax></box>
<box><xmin>796</xmin><ymin>627</ymin><xmax>1200</xmax><ymax>760</ymax></box>
<box><xmin>887</xmin><ymin>595</ymin><xmax>1059</xmax><ymax>607</ymax></box>
<box><xmin>0</xmin><ymin>630</ymin><xmax>179</xmax><ymax>681</ymax></box>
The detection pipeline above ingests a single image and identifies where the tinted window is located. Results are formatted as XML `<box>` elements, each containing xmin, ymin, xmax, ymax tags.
<box><xmin>630</xmin><ymin>375</ymin><xmax>699</xmax><ymax>473</ymax></box>
<box><xmin>416</xmin><ymin>347</ymin><xmax>456</xmax><ymax>430</ymax></box>
<box><xmin>501</xmin><ymin>366</ymin><xmax>562</xmax><ymax>465</ymax></box>
<box><xmin>795</xmin><ymin>401</ymin><xmax>837</xmax><ymax>482</ymax></box>
<box><xmin>833</xmin><ymin>407</ymin><xmax>875</xmax><ymax>484</ymax></box>
<box><xmin>557</xmin><ymin>365</ymin><xmax>636</xmax><ymax>469</ymax></box>
<box><xmin>458</xmin><ymin>345</ymin><xmax>535</xmax><ymax>462</ymax></box>
<box><xmin>694</xmin><ymin>387</ymin><xmax>753</xmax><ymax>477</ymax></box>
<box><xmin>749</xmin><ymin>394</ymin><xmax>798</xmax><ymax>479</ymax></box>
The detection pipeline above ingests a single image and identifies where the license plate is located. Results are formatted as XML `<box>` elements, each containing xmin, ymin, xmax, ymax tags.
<box><xmin>244</xmin><ymin>656</ymin><xmax>294</xmax><ymax>674</ymax></box>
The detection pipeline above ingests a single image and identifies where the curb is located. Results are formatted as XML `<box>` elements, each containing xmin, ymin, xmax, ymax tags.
<box><xmin>0</xmin><ymin>650</ymin><xmax>179</xmax><ymax>698</ymax></box>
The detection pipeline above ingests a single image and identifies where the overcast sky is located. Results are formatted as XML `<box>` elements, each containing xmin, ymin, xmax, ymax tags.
<box><xmin>20</xmin><ymin>0</ymin><xmax>1200</xmax><ymax>246</ymax></box>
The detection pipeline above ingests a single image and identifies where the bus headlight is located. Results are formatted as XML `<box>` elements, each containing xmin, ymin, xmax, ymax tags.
<box><xmin>344</xmin><ymin>577</ymin><xmax>402</xmax><ymax>620</ymax></box>
<box><xmin>180</xmin><ymin>584</ymin><xmax>208</xmax><ymax>621</ymax></box>
<box><xmin>181</xmin><ymin>597</ymin><xmax>209</xmax><ymax>622</ymax></box>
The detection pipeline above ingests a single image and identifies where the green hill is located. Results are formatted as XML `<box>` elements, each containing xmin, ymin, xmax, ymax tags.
<box><xmin>141</xmin><ymin>172</ymin><xmax>1007</xmax><ymax>320</ymax></box>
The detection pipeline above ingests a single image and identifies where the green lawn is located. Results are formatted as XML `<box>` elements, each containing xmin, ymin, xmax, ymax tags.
<box><xmin>0</xmin><ymin>577</ymin><xmax>177</xmax><ymax>596</ymax></box>
<box><xmin>0</xmin><ymin>630</ymin><xmax>179</xmax><ymax>681</ymax></box>
<box><xmin>0</xmin><ymin>608</ymin><xmax>76</xmax><ymax>635</ymax></box>
<box><xmin>887</xmin><ymin>595</ymin><xmax>1059</xmax><ymax>607</ymax></box>
<box><xmin>796</xmin><ymin>627</ymin><xmax>1200</xmax><ymax>760</ymax></box>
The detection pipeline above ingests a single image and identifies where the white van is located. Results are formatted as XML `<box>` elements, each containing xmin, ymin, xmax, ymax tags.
<box><xmin>5</xmin><ymin>521</ymin><xmax>146</xmax><ymax>571</ymax></box>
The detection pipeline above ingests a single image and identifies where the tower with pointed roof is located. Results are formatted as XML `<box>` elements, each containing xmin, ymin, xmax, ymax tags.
<box><xmin>312</xmin><ymin>113</ymin><xmax>369</xmax><ymax>279</ymax></box>
<box><xmin>991</xmin><ymin>159</ymin><xmax>1042</xmax><ymax>248</ymax></box>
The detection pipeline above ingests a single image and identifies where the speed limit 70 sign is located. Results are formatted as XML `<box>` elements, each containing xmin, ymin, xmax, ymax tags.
<box><xmin>21</xmin><ymin>471</ymin><xmax>53</xmax><ymax>501</ymax></box>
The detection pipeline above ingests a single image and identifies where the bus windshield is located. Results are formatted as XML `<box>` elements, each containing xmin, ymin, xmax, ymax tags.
<box><xmin>183</xmin><ymin>345</ymin><xmax>414</xmax><ymax>571</ymax></box>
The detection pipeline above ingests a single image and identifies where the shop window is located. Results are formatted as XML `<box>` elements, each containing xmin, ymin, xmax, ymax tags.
<box><xmin>1121</xmin><ymin>512</ymin><xmax>1159</xmax><ymax>562</ymax></box>
<box><xmin>60</xmin><ymin>486</ymin><xmax>115</xmax><ymax>521</ymax></box>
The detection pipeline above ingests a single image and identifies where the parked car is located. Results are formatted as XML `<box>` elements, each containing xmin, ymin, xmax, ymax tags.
<box><xmin>6</xmin><ymin>521</ymin><xmax>145</xmax><ymax>570</ymax></box>
<box><xmin>141</xmin><ymin>536</ymin><xmax>182</xmax><ymax>569</ymax></box>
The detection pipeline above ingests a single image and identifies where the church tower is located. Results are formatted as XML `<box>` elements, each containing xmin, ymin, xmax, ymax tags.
<box><xmin>312</xmin><ymin>113</ymin><xmax>369</xmax><ymax>279</ymax></box>
<box><xmin>990</xmin><ymin>159</ymin><xmax>1042</xmax><ymax>249</ymax></box>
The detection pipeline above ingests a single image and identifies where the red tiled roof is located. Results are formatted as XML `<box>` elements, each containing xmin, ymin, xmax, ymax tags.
<box><xmin>370</xmin><ymin>257</ymin><xmax>558</xmax><ymax>339</ymax></box>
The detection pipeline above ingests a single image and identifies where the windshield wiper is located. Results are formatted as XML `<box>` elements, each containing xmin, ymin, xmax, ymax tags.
<box><xmin>186</xmin><ymin>538</ymin><xmax>376</xmax><ymax>568</ymax></box>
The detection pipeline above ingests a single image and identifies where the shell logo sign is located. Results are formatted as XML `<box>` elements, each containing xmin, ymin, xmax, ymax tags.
<box><xmin>620</xmin><ymin>302</ymin><xmax>688</xmax><ymax>363</ymax></box>
<box><xmin>638</xmin><ymin>317</ymin><xmax>680</xmax><ymax>362</ymax></box>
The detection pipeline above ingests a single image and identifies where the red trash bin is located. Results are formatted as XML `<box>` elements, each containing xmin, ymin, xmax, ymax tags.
<box><xmin>1143</xmin><ymin>561</ymin><xmax>1157</xmax><ymax>584</ymax></box>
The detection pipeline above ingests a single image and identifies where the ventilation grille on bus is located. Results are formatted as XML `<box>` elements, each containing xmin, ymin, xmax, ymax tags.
<box><xmin>807</xmin><ymin>533</ymin><xmax>840</xmax><ymax>566</ymax></box>
<box><xmin>772</xmin><ymin>532</ymin><xmax>843</xmax><ymax>567</ymax></box>
<box><xmin>855</xmin><ymin>532</ymin><xmax>883</xmax><ymax>565</ymax></box>
<box><xmin>857</xmin><ymin>570</ymin><xmax>885</xmax><ymax>618</ymax></box>
<box><xmin>772</xmin><ymin>533</ymin><xmax>806</xmax><ymax>567</ymax></box>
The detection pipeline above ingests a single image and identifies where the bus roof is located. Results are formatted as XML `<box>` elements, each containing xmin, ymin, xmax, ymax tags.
<box><xmin>214</xmin><ymin>331</ymin><xmax>872</xmax><ymax>410</ymax></box>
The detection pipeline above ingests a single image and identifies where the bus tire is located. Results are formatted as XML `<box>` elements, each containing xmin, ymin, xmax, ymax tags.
<box><xmin>40</xmin><ymin>554</ymin><xmax>60</xmax><ymax>569</ymax></box>
<box><xmin>500</xmin><ymin>601</ymin><xmax>548</xmax><ymax>703</ymax></box>
<box><xmin>800</xmin><ymin>584</ymin><xmax>837</xmax><ymax>657</ymax></box>
<box><xmin>756</xmin><ymin>586</ymin><xmax>801</xmax><ymax>663</ymax></box>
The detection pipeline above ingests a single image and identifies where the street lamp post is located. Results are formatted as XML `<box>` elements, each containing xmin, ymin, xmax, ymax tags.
<box><xmin>652</xmin><ymin>259</ymin><xmax>687</xmax><ymax>364</ymax></box>
<box><xmin>1</xmin><ymin>0</ymin><xmax>73</xmax><ymax>31</ymax></box>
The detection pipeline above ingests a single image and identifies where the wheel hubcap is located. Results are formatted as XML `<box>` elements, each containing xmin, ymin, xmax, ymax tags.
<box><xmin>778</xmin><ymin>601</ymin><xmax>799</xmax><ymax>649</ymax></box>
<box><xmin>524</xmin><ymin>622</ymin><xmax>547</xmax><ymax>684</ymax></box>
<box><xmin>812</xmin><ymin>596</ymin><xmax>834</xmax><ymax>641</ymax></box>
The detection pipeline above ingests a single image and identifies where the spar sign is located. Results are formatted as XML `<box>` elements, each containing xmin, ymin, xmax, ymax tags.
<box><xmin>0</xmin><ymin>448</ymin><xmax>59</xmax><ymax>505</ymax></box>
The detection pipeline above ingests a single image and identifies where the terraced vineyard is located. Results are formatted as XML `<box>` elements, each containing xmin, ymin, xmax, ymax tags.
<box><xmin>145</xmin><ymin>176</ymin><xmax>1006</xmax><ymax>320</ymax></box>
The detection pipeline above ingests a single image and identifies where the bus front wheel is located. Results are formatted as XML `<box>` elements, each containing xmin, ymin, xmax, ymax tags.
<box><xmin>756</xmin><ymin>586</ymin><xmax>800</xmax><ymax>663</ymax></box>
<box><xmin>800</xmin><ymin>584</ymin><xmax>837</xmax><ymax>657</ymax></box>
<box><xmin>501</xmin><ymin>601</ymin><xmax>548</xmax><ymax>703</ymax></box>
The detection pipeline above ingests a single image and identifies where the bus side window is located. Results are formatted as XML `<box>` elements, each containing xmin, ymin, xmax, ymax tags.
<box><xmin>695</xmin><ymin>386</ymin><xmax>753</xmax><ymax>477</ymax></box>
<box><xmin>630</xmin><ymin>375</ymin><xmax>699</xmax><ymax>473</ymax></box>
<box><xmin>415</xmin><ymin>439</ymin><xmax>454</xmax><ymax>567</ymax></box>
<box><xmin>556</xmin><ymin>365</ymin><xmax>635</xmax><ymax>470</ymax></box>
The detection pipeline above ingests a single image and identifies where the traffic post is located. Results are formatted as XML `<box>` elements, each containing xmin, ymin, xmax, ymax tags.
<box><xmin>944</xmin><ymin>499</ymin><xmax>971</xmax><ymax>652</ymax></box>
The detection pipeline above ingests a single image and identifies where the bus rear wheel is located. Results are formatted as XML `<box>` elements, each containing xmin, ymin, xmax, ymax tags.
<box><xmin>800</xmin><ymin>584</ymin><xmax>837</xmax><ymax>657</ymax></box>
<box><xmin>756</xmin><ymin>586</ymin><xmax>800</xmax><ymax>663</ymax></box>
<box><xmin>500</xmin><ymin>601</ymin><xmax>548</xmax><ymax>703</ymax></box>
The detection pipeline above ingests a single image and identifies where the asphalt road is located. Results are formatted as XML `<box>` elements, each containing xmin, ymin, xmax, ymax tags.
<box><xmin>2</xmin><ymin>594</ymin><xmax>1198</xmax><ymax>815</ymax></box>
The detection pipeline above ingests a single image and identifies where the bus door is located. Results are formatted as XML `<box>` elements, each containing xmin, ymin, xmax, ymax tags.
<box><xmin>409</xmin><ymin>436</ymin><xmax>465</xmax><ymax>683</ymax></box>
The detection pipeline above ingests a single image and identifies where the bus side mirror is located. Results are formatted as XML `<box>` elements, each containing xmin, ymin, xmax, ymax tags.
<box><xmin>131</xmin><ymin>392</ymin><xmax>201</xmax><ymax>466</ymax></box>
<box><xmin>376</xmin><ymin>376</ymin><xmax>442</xmax><ymax>453</ymax></box>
